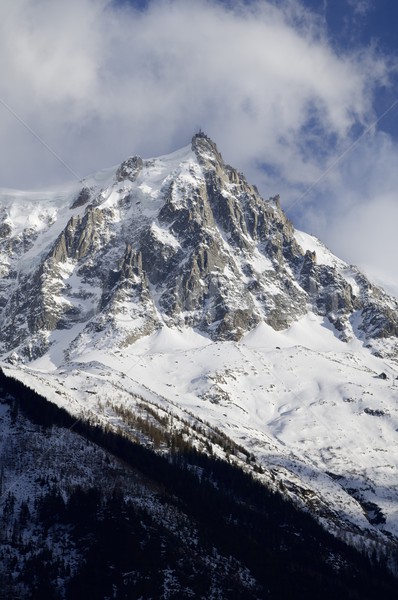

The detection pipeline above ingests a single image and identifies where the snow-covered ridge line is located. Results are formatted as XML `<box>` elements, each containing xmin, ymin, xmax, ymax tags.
<box><xmin>1</xmin><ymin>133</ymin><xmax>398</xmax><ymax>556</ymax></box>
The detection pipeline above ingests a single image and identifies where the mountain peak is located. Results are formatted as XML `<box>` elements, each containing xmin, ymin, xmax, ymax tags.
<box><xmin>2</xmin><ymin>136</ymin><xmax>398</xmax><ymax>564</ymax></box>
<box><xmin>0</xmin><ymin>136</ymin><xmax>397</xmax><ymax>363</ymax></box>
<box><xmin>191</xmin><ymin>131</ymin><xmax>224</xmax><ymax>167</ymax></box>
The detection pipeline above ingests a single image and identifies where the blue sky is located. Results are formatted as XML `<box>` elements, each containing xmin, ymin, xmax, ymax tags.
<box><xmin>312</xmin><ymin>0</ymin><xmax>397</xmax><ymax>52</ymax></box>
<box><xmin>303</xmin><ymin>0</ymin><xmax>398</xmax><ymax>128</ymax></box>
<box><xmin>0</xmin><ymin>0</ymin><xmax>397</xmax><ymax>291</ymax></box>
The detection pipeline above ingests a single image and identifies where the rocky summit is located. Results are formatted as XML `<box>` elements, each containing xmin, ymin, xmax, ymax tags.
<box><xmin>0</xmin><ymin>132</ymin><xmax>397</xmax><ymax>361</ymax></box>
<box><xmin>1</xmin><ymin>134</ymin><xmax>398</xmax><ymax>585</ymax></box>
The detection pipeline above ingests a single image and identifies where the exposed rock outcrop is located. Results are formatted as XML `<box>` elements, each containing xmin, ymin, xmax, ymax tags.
<box><xmin>0</xmin><ymin>133</ymin><xmax>397</xmax><ymax>360</ymax></box>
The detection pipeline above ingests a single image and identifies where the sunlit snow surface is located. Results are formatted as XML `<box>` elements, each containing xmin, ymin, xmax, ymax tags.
<box><xmin>1</xmin><ymin>144</ymin><xmax>398</xmax><ymax>548</ymax></box>
<box><xmin>8</xmin><ymin>312</ymin><xmax>398</xmax><ymax>546</ymax></box>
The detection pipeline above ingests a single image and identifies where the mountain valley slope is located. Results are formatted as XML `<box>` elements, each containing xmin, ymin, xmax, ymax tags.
<box><xmin>1</xmin><ymin>133</ymin><xmax>398</xmax><ymax>569</ymax></box>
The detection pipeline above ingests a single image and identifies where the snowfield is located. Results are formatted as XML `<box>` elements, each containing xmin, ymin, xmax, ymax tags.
<box><xmin>3</xmin><ymin>309</ymin><xmax>397</xmax><ymax>549</ymax></box>
<box><xmin>1</xmin><ymin>134</ymin><xmax>398</xmax><ymax>557</ymax></box>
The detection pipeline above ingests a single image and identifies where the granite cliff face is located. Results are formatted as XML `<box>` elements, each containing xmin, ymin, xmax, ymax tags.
<box><xmin>0</xmin><ymin>133</ymin><xmax>397</xmax><ymax>361</ymax></box>
<box><xmin>2</xmin><ymin>135</ymin><xmax>398</xmax><ymax>566</ymax></box>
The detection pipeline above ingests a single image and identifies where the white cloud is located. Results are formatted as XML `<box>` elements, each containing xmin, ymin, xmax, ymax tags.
<box><xmin>0</xmin><ymin>0</ymin><xmax>384</xmax><ymax>183</ymax></box>
<box><xmin>346</xmin><ymin>0</ymin><xmax>373</xmax><ymax>17</ymax></box>
<box><xmin>0</xmin><ymin>0</ymin><xmax>396</xmax><ymax>290</ymax></box>
<box><xmin>291</xmin><ymin>129</ymin><xmax>398</xmax><ymax>294</ymax></box>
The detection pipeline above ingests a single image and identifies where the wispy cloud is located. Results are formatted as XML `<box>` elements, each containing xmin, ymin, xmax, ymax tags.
<box><xmin>0</xmin><ymin>0</ymin><xmax>385</xmax><ymax>185</ymax></box>
<box><xmin>346</xmin><ymin>0</ymin><xmax>373</xmax><ymax>17</ymax></box>
<box><xmin>294</xmin><ymin>128</ymin><xmax>398</xmax><ymax>294</ymax></box>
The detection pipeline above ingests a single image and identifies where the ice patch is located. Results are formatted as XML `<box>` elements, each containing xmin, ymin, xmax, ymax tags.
<box><xmin>150</xmin><ymin>222</ymin><xmax>181</xmax><ymax>249</ymax></box>
<box><xmin>294</xmin><ymin>229</ymin><xmax>344</xmax><ymax>268</ymax></box>
<box><xmin>250</xmin><ymin>249</ymin><xmax>273</xmax><ymax>273</ymax></box>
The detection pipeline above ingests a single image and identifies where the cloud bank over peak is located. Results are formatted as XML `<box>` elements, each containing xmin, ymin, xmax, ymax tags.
<box><xmin>0</xmin><ymin>0</ymin><xmax>397</xmax><ymax>290</ymax></box>
<box><xmin>0</xmin><ymin>0</ymin><xmax>385</xmax><ymax>184</ymax></box>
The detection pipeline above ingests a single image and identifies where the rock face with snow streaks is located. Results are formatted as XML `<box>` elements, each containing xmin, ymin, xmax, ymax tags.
<box><xmin>0</xmin><ymin>133</ymin><xmax>397</xmax><ymax>360</ymax></box>
<box><xmin>2</xmin><ymin>134</ymin><xmax>398</xmax><ymax>568</ymax></box>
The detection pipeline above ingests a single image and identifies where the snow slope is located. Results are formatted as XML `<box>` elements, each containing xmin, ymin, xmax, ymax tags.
<box><xmin>4</xmin><ymin>309</ymin><xmax>396</xmax><ymax>553</ymax></box>
<box><xmin>1</xmin><ymin>135</ymin><xmax>398</xmax><ymax>556</ymax></box>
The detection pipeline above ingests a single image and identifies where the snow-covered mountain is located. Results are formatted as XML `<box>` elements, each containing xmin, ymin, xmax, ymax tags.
<box><xmin>1</xmin><ymin>133</ymin><xmax>398</xmax><ymax>565</ymax></box>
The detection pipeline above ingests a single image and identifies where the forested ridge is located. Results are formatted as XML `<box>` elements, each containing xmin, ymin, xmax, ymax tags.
<box><xmin>0</xmin><ymin>368</ymin><xmax>396</xmax><ymax>599</ymax></box>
